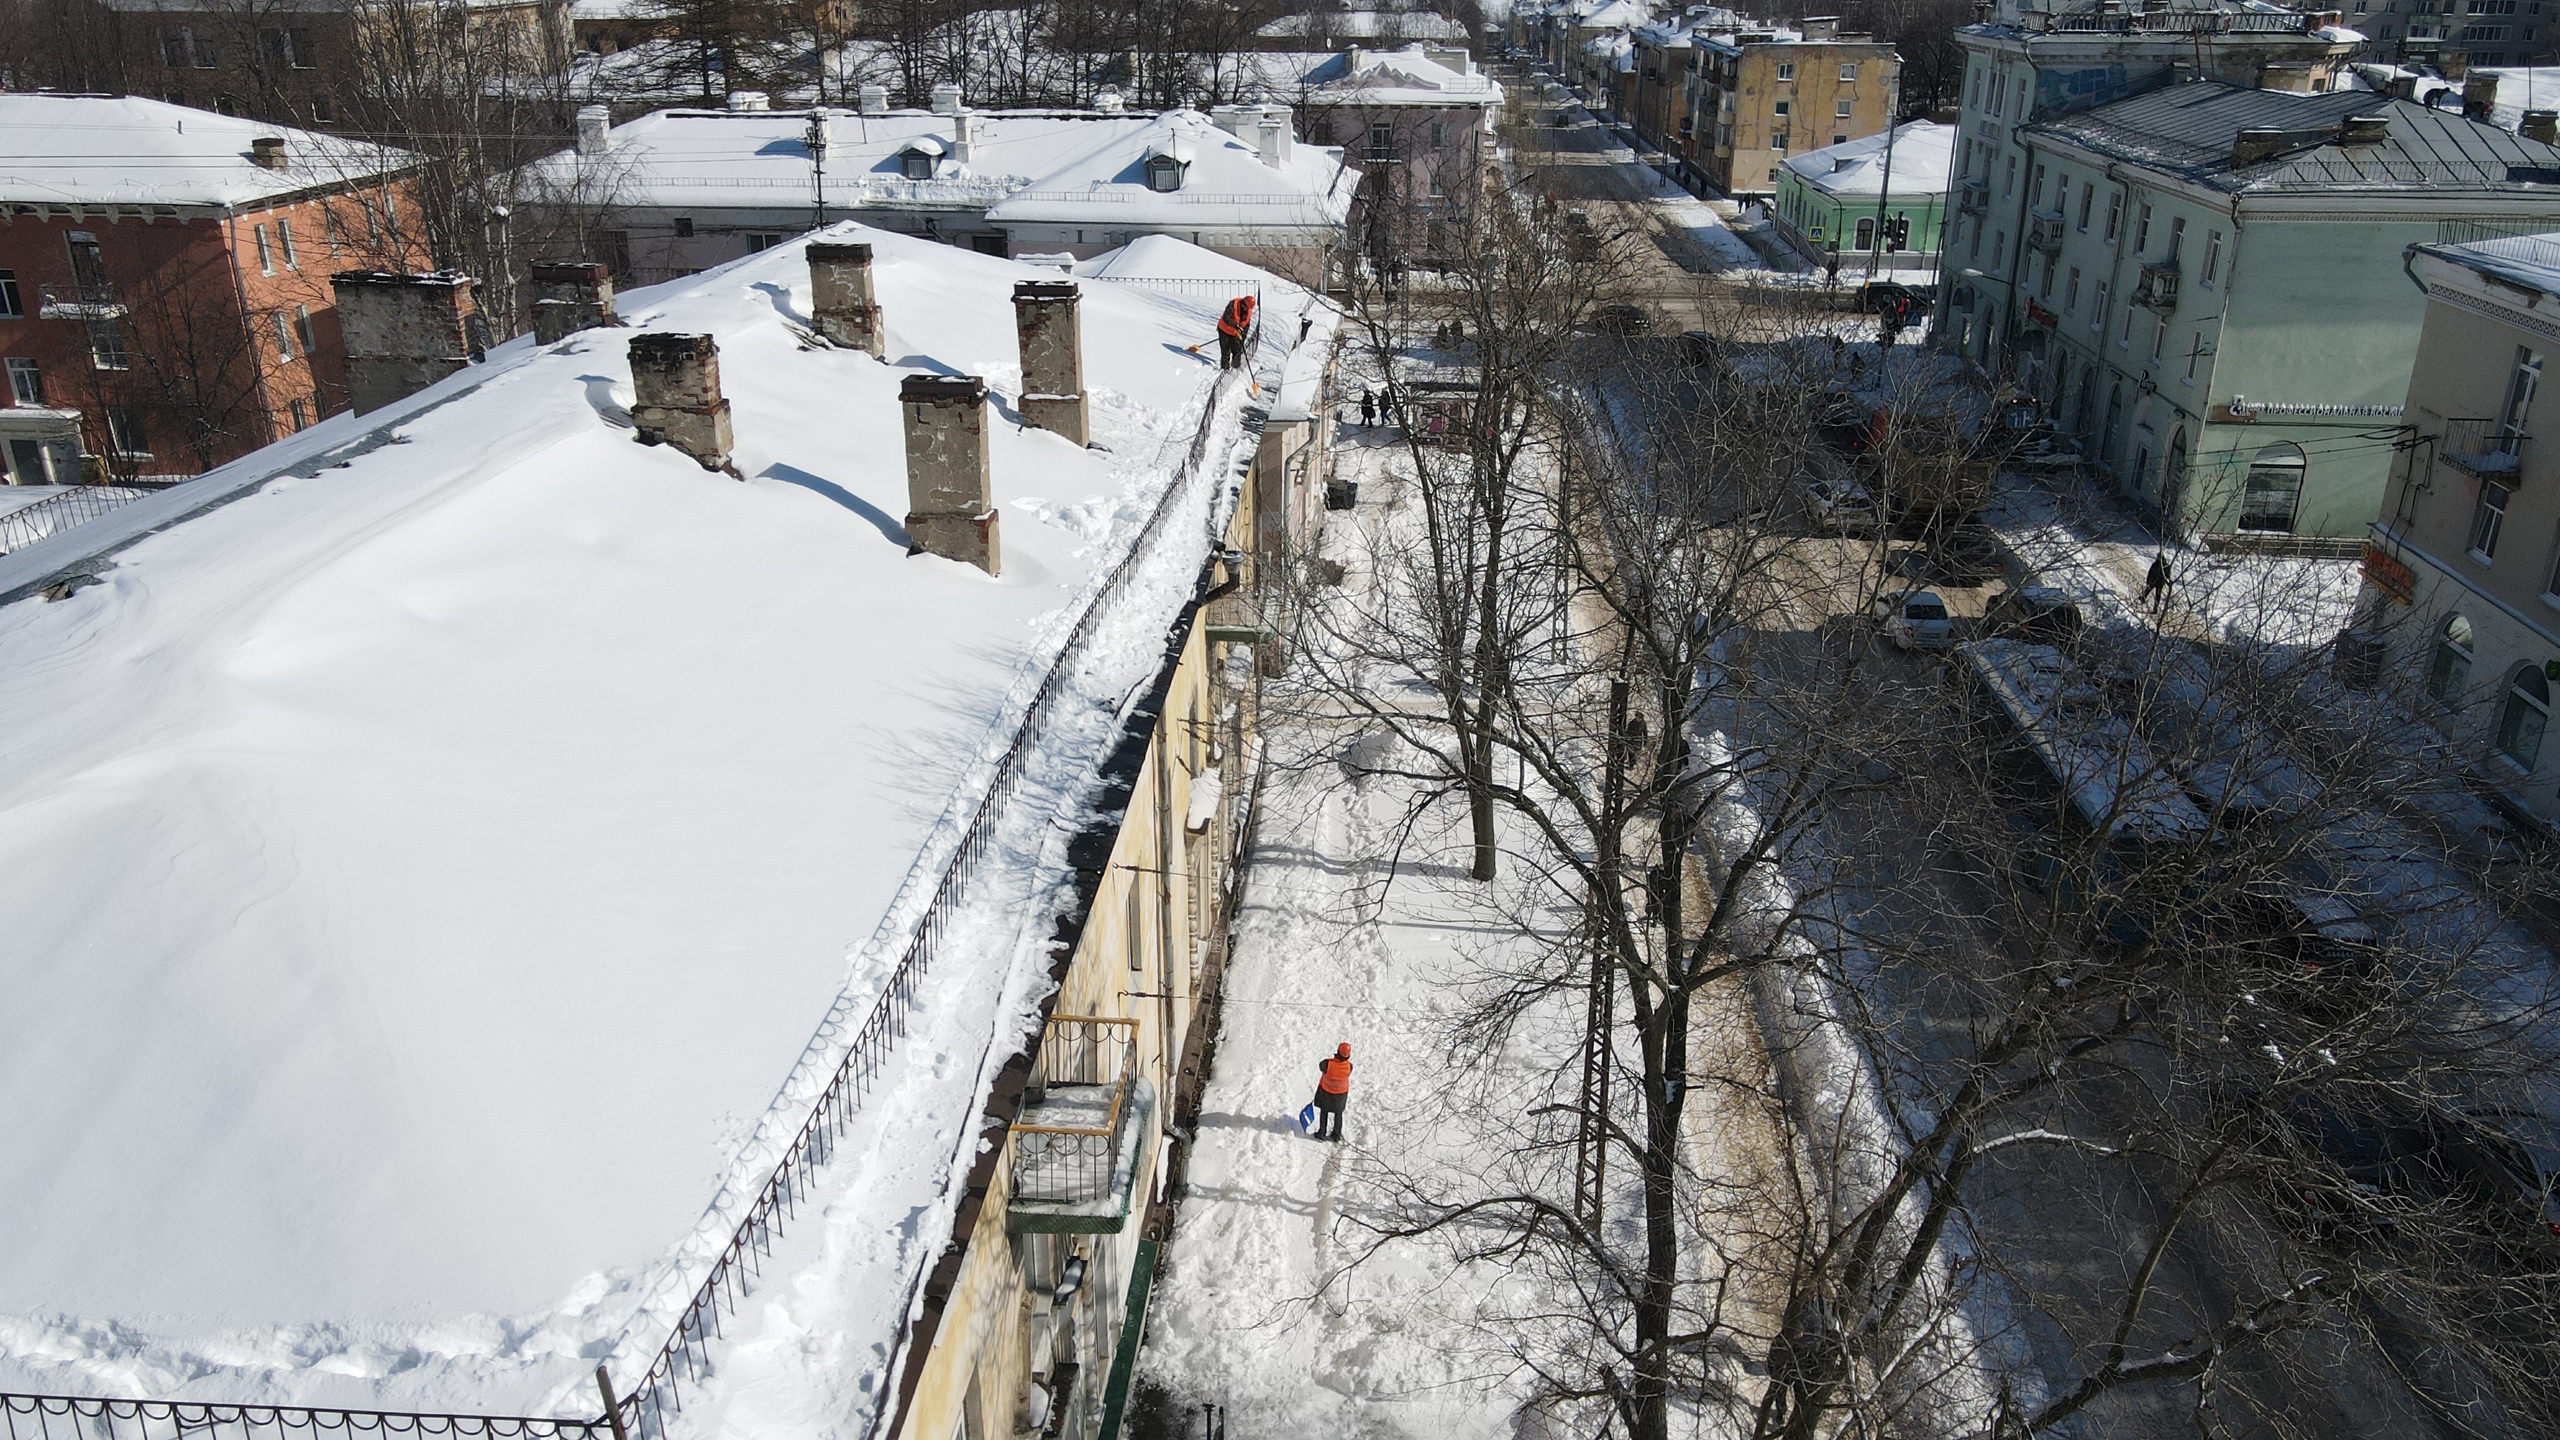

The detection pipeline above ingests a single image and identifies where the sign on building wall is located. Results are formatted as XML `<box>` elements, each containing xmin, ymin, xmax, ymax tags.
<box><xmin>2361</xmin><ymin>542</ymin><xmax>2416</xmax><ymax>604</ymax></box>
<box><xmin>2036</xmin><ymin>63</ymin><xmax>2147</xmax><ymax>116</ymax></box>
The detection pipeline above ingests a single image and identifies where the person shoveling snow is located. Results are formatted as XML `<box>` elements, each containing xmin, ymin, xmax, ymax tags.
<box><xmin>1302</xmin><ymin>1041</ymin><xmax>1353</xmax><ymax>1141</ymax></box>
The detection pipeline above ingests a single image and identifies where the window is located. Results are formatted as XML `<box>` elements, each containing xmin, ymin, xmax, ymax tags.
<box><xmin>105</xmin><ymin>407</ymin><xmax>149</xmax><ymax>458</ymax></box>
<box><xmin>277</xmin><ymin>218</ymin><xmax>297</xmax><ymax>268</ymax></box>
<box><xmin>87</xmin><ymin>315</ymin><xmax>128</xmax><ymax>370</ymax></box>
<box><xmin>1840</xmin><ymin>62</ymin><xmax>1858</xmax><ymax>81</ymax></box>
<box><xmin>2032</xmin><ymin>164</ymin><xmax>2047</xmax><ymax>206</ymax></box>
<box><xmin>745</xmin><ymin>232</ymin><xmax>782</xmax><ymax>251</ymax></box>
<box><xmin>1430</xmin><ymin>120</ymin><xmax>1447</xmax><ymax>147</ymax></box>
<box><xmin>2089</xmin><ymin>280</ymin><xmax>2108</xmax><ymax>330</ymax></box>
<box><xmin>2430</xmin><ymin>614</ymin><xmax>2474</xmax><ymax>701</ymax></box>
<box><xmin>0</xmin><ymin>269</ymin><xmax>17</xmax><ymax>317</ymax></box>
<box><xmin>1835</xmin><ymin>98</ymin><xmax>1852</xmax><ymax>119</ymax></box>
<box><xmin>66</xmin><ymin>232</ymin><xmax>106</xmax><ymax>293</ymax></box>
<box><xmin>1773</xmin><ymin>131</ymin><xmax>1790</xmax><ymax>153</ymax></box>
<box><xmin>325</xmin><ymin>206</ymin><xmax>344</xmax><ymax>257</ymax></box>
<box><xmin>2136</xmin><ymin>203</ymin><xmax>2153</xmax><ymax>253</ymax></box>
<box><xmin>2066</xmin><ymin>266</ymin><xmax>2081</xmax><ymax>312</ymax></box>
<box><xmin>1833</xmin><ymin>133</ymin><xmax>1847</xmax><ymax>146</ymax></box>
<box><xmin>2470</xmin><ymin>481</ymin><xmax>2512</xmax><ymax>560</ymax></box>
<box><xmin>162</xmin><ymin>25</ymin><xmax>217</xmax><ymax>68</ymax></box>
<box><xmin>1855</xmin><ymin>216</ymin><xmax>1875</xmax><ymax>250</ymax></box>
<box><xmin>2185</xmin><ymin>333</ymin><xmax>2205</xmax><ymax>383</ymax></box>
<box><xmin>2077</xmin><ymin>184</ymin><xmax>2093</xmax><ymax>231</ymax></box>
<box><xmin>2015</xmin><ymin>76</ymin><xmax>2029</xmax><ymax>116</ymax></box>
<box><xmin>2105</xmin><ymin>190</ymin><xmax>2122</xmax><ymax>241</ymax></box>
<box><xmin>1993</xmin><ymin>230</ymin><xmax>2006</xmax><ymax>268</ymax></box>
<box><xmin>2168</xmin><ymin>215</ymin><xmax>2186</xmax><ymax>262</ymax></box>
<box><xmin>2498</xmin><ymin>666</ymin><xmax>2549</xmax><ymax>768</ymax></box>
<box><xmin>2040</xmin><ymin>253</ymin><xmax>2056</xmax><ymax>300</ymax></box>
<box><xmin>2004</xmin><ymin>155</ymin><xmax>2016</xmax><ymax>196</ymax></box>
<box><xmin>2238</xmin><ymin>442</ymin><xmax>2304</xmax><ymax>531</ymax></box>
<box><xmin>1145</xmin><ymin>153</ymin><xmax>1186</xmax><ymax>191</ymax></box>
<box><xmin>2151</xmin><ymin>316</ymin><xmax>2168</xmax><ymax>362</ymax></box>
<box><xmin>1774</xmin><ymin>99</ymin><xmax>1790</xmax><ymax>118</ymax></box>
<box><xmin>2201</xmin><ymin>229</ymin><xmax>2223</xmax><ymax>286</ymax></box>
<box><xmin>2543</xmin><ymin>529</ymin><xmax>2560</xmax><ymax>604</ymax></box>
<box><xmin>5</xmin><ymin>357</ymin><xmax>39</xmax><ymax>406</ymax></box>
<box><xmin>1368</xmin><ymin>120</ymin><xmax>1394</xmax><ymax>162</ymax></box>
<box><xmin>289</xmin><ymin>397</ymin><xmax>309</xmax><ymax>431</ymax></box>
<box><xmin>2117</xmin><ymin>300</ymin><xmax>2134</xmax><ymax>348</ymax></box>
<box><xmin>262</xmin><ymin>27</ymin><xmax>314</xmax><ymax>69</ymax></box>
<box><xmin>256</xmin><ymin>224</ymin><xmax>274</xmax><ymax>274</ymax></box>
<box><xmin>274</xmin><ymin>311</ymin><xmax>296</xmax><ymax>361</ymax></box>
<box><xmin>1426</xmin><ymin>173</ymin><xmax>1444</xmax><ymax>199</ymax></box>
<box><xmin>672</xmin><ymin>216</ymin><xmax>695</xmax><ymax>237</ymax></box>
<box><xmin>311</xmin><ymin>94</ymin><xmax>332</xmax><ymax>124</ymax></box>
<box><xmin>1776</xmin><ymin>62</ymin><xmax>1795</xmax><ymax>81</ymax></box>
<box><xmin>2500</xmin><ymin>345</ymin><xmax>2542</xmax><ymax>445</ymax></box>
<box><xmin>294</xmin><ymin>304</ymin><xmax>316</xmax><ymax>354</ymax></box>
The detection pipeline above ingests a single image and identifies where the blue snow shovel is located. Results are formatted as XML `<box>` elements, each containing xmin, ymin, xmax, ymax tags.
<box><xmin>1298</xmin><ymin>1101</ymin><xmax>1319</xmax><ymax>1135</ymax></box>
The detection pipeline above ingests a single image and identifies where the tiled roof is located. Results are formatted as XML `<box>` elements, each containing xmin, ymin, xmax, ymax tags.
<box><xmin>2027</xmin><ymin>81</ymin><xmax>2560</xmax><ymax>196</ymax></box>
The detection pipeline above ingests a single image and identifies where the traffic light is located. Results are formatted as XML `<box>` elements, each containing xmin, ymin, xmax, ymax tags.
<box><xmin>1885</xmin><ymin>215</ymin><xmax>1910</xmax><ymax>252</ymax></box>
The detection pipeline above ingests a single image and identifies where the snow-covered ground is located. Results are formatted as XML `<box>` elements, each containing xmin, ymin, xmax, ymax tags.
<box><xmin>0</xmin><ymin>226</ymin><xmax>1302</xmax><ymax>1424</ymax></box>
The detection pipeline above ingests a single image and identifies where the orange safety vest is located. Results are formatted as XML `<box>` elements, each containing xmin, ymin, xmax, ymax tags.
<box><xmin>1318</xmin><ymin>1055</ymin><xmax>1353</xmax><ymax>1094</ymax></box>
<box><xmin>1217</xmin><ymin>295</ymin><xmax>1257</xmax><ymax>338</ymax></box>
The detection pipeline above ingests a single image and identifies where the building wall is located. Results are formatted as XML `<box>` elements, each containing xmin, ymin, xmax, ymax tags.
<box><xmin>2363</xmin><ymin>286</ymin><xmax>2560</xmax><ymax>827</ymax></box>
<box><xmin>1697</xmin><ymin>40</ymin><xmax>1898</xmax><ymax>198</ymax></box>
<box><xmin>1772</xmin><ymin>173</ymin><xmax>1945</xmax><ymax>266</ymax></box>
<box><xmin>889</xmin><ymin>372</ymin><xmax>1326</xmax><ymax>1440</ymax></box>
<box><xmin>0</xmin><ymin>178</ymin><xmax>418</xmax><ymax>479</ymax></box>
<box><xmin>1297</xmin><ymin>101</ymin><xmax>1490</xmax><ymax>266</ymax></box>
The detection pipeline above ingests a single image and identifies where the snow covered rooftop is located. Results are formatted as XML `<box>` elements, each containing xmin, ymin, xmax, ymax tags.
<box><xmin>1253</xmin><ymin>8</ymin><xmax>1467</xmax><ymax>40</ymax></box>
<box><xmin>0</xmin><ymin>225</ymin><xmax>1296</xmax><ymax>1422</ymax></box>
<box><xmin>2411</xmin><ymin>228</ymin><xmax>2560</xmax><ymax>302</ymax></box>
<box><xmin>1781</xmin><ymin>121</ymin><xmax>1957</xmax><ymax>200</ymax></box>
<box><xmin>984</xmin><ymin>109</ymin><xmax>1358</xmax><ymax>233</ymax></box>
<box><xmin>0</xmin><ymin>94</ymin><xmax>416</xmax><ymax>210</ymax></box>
<box><xmin>1236</xmin><ymin>45</ymin><xmax>1502</xmax><ymax>107</ymax></box>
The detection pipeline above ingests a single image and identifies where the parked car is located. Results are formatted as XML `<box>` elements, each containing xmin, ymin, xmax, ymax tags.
<box><xmin>1872</xmin><ymin>588</ymin><xmax>1954</xmax><ymax>651</ymax></box>
<box><xmin>1922</xmin><ymin>523</ymin><xmax>2006</xmax><ymax>586</ymax></box>
<box><xmin>1804</xmin><ymin>477</ymin><xmax>1881</xmax><ymax>536</ymax></box>
<box><xmin>1857</xmin><ymin>279</ymin><xmax>1939</xmax><ymax>314</ymax></box>
<box><xmin>1593</xmin><ymin>302</ymin><xmax>1651</xmax><ymax>336</ymax></box>
<box><xmin>1984</xmin><ymin>585</ymin><xmax>2084</xmax><ymax>647</ymax></box>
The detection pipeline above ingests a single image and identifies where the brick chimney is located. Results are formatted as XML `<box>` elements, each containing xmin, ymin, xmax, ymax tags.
<box><xmin>1013</xmin><ymin>280</ymin><xmax>1088</xmax><ymax>446</ymax></box>
<box><xmin>901</xmin><ymin>375</ymin><xmax>1000</xmax><ymax>574</ymax></box>
<box><xmin>807</xmin><ymin>241</ymin><xmax>885</xmax><ymax>356</ymax></box>
<box><xmin>2465</xmin><ymin>70</ymin><xmax>2501</xmax><ymax>121</ymax></box>
<box><xmin>529</xmin><ymin>259</ymin><xmax>618</xmax><ymax>344</ymax></box>
<box><xmin>2525</xmin><ymin>110</ymin><xmax>2560</xmax><ymax>144</ymax></box>
<box><xmin>331</xmin><ymin>271</ymin><xmax>478</xmax><ymax>415</ymax></box>
<box><xmin>859</xmin><ymin>83</ymin><xmax>889</xmax><ymax>115</ymax></box>
<box><xmin>576</xmin><ymin>104</ymin><xmax>612</xmax><ymax>156</ymax></box>
<box><xmin>627</xmin><ymin>333</ymin><xmax>735</xmax><ymax>472</ymax></box>
<box><xmin>250</xmin><ymin>136</ymin><xmax>288</xmax><ymax>170</ymax></box>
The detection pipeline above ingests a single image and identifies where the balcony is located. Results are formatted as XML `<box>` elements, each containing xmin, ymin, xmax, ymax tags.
<box><xmin>36</xmin><ymin>283</ymin><xmax>126</xmax><ymax>321</ymax></box>
<box><xmin>2026</xmin><ymin>209</ymin><xmax>2066</xmax><ymax>254</ymax></box>
<box><xmin>2437</xmin><ymin>416</ymin><xmax>2529</xmax><ymax>480</ymax></box>
<box><xmin>1007</xmin><ymin>1015</ymin><xmax>1152</xmax><ymax>1234</ymax></box>
<box><xmin>1957</xmin><ymin>178</ymin><xmax>1990</xmax><ymax>215</ymax></box>
<box><xmin>2132</xmin><ymin>261</ymin><xmax>2180</xmax><ymax>311</ymax></box>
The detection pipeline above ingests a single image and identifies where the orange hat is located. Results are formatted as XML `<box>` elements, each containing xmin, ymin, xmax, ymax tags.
<box><xmin>1337</xmin><ymin>1042</ymin><xmax>1352</xmax><ymax>1057</ymax></box>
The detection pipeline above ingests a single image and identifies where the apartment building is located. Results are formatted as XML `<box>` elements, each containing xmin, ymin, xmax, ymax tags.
<box><xmin>1966</xmin><ymin>84</ymin><xmax>2560</xmax><ymax>543</ymax></box>
<box><xmin>1689</xmin><ymin>18</ymin><xmax>1898</xmax><ymax>198</ymax></box>
<box><xmin>0</xmin><ymin>94</ymin><xmax>422</xmax><ymax>481</ymax></box>
<box><xmin>2356</xmin><ymin>231</ymin><xmax>2560</xmax><ymax>831</ymax></box>
<box><xmin>1244</xmin><ymin>44</ymin><xmax>1502</xmax><ymax>264</ymax></box>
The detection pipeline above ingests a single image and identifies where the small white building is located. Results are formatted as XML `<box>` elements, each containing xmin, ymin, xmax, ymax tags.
<box><xmin>516</xmin><ymin>97</ymin><xmax>1358</xmax><ymax>288</ymax></box>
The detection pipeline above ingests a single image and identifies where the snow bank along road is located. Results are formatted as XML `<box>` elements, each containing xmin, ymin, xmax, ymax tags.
<box><xmin>0</xmin><ymin>224</ymin><xmax>1297</xmax><ymax>1433</ymax></box>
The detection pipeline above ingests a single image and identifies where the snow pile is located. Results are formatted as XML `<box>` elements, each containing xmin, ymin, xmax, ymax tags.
<box><xmin>0</xmin><ymin>222</ymin><xmax>1302</xmax><ymax>1425</ymax></box>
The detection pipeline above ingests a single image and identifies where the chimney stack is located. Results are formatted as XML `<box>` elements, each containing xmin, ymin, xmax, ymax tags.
<box><xmin>331</xmin><ymin>271</ymin><xmax>478</xmax><ymax>415</ymax></box>
<box><xmin>953</xmin><ymin>109</ymin><xmax>977</xmax><ymax>166</ymax></box>
<box><xmin>530</xmin><ymin>259</ymin><xmax>618</xmax><ymax>344</ymax></box>
<box><xmin>726</xmin><ymin>90</ymin><xmax>769</xmax><ymax>111</ymax></box>
<box><xmin>627</xmin><ymin>333</ymin><xmax>735</xmax><ymax>472</ymax></box>
<box><xmin>901</xmin><ymin>375</ymin><xmax>1001</xmax><ymax>574</ymax></box>
<box><xmin>1256</xmin><ymin>105</ymin><xmax>1293</xmax><ymax>168</ymax></box>
<box><xmin>1800</xmin><ymin>15</ymin><xmax>1839</xmax><ymax>40</ymax></box>
<box><xmin>1014</xmin><ymin>280</ymin><xmax>1088</xmax><ymax>446</ymax></box>
<box><xmin>2338</xmin><ymin>113</ymin><xmax>2391</xmax><ymax>145</ymax></box>
<box><xmin>2230</xmin><ymin>127</ymin><xmax>2287</xmax><ymax>166</ymax></box>
<box><xmin>2465</xmin><ymin>70</ymin><xmax>2501</xmax><ymax>120</ymax></box>
<box><xmin>806</xmin><ymin>241</ymin><xmax>885</xmax><ymax>356</ymax></box>
<box><xmin>1094</xmin><ymin>87</ymin><xmax>1125</xmax><ymax>114</ymax></box>
<box><xmin>931</xmin><ymin>82</ymin><xmax>964</xmax><ymax>116</ymax></box>
<box><xmin>250</xmin><ymin>136</ymin><xmax>287</xmax><ymax>170</ymax></box>
<box><xmin>2525</xmin><ymin>109</ymin><xmax>2560</xmax><ymax>144</ymax></box>
<box><xmin>576</xmin><ymin>104</ymin><xmax>612</xmax><ymax>156</ymax></box>
<box><xmin>859</xmin><ymin>83</ymin><xmax>890</xmax><ymax>116</ymax></box>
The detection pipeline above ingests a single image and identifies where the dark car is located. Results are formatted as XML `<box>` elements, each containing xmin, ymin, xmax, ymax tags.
<box><xmin>1984</xmin><ymin>585</ymin><xmax>2084</xmax><ymax>647</ymax></box>
<box><xmin>1857</xmin><ymin>280</ymin><xmax>1939</xmax><ymax>314</ymax></box>
<box><xmin>1592</xmin><ymin>303</ymin><xmax>1652</xmax><ymax>336</ymax></box>
<box><xmin>1921</xmin><ymin>523</ymin><xmax>2006</xmax><ymax>586</ymax></box>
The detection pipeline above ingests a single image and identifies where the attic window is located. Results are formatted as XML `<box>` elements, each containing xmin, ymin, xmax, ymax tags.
<box><xmin>900</xmin><ymin>147</ymin><xmax>936</xmax><ymax>181</ymax></box>
<box><xmin>1146</xmin><ymin>153</ymin><xmax>1187</xmax><ymax>192</ymax></box>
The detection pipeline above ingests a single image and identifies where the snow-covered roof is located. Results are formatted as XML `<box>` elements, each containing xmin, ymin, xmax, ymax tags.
<box><xmin>569</xmin><ymin>0</ymin><xmax>669</xmax><ymax>20</ymax></box>
<box><xmin>2411</xmin><ymin>229</ymin><xmax>2560</xmax><ymax>302</ymax></box>
<box><xmin>1255</xmin><ymin>8</ymin><xmax>1468</xmax><ymax>40</ymax></box>
<box><xmin>985</xmin><ymin>109</ymin><xmax>1357</xmax><ymax>233</ymax></box>
<box><xmin>1781</xmin><ymin>121</ymin><xmax>1957</xmax><ymax>201</ymax></box>
<box><xmin>0</xmin><ymin>224</ymin><xmax>1302</xmax><ymax>1421</ymax></box>
<box><xmin>0</xmin><ymin>94</ymin><xmax>416</xmax><ymax>209</ymax></box>
<box><xmin>1228</xmin><ymin>46</ymin><xmax>1502</xmax><ymax>108</ymax></box>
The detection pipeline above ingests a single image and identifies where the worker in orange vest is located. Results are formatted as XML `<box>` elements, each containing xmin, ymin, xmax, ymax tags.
<box><xmin>1215</xmin><ymin>294</ymin><xmax>1257</xmax><ymax>371</ymax></box>
<box><xmin>1310</xmin><ymin>1041</ymin><xmax>1352</xmax><ymax>1141</ymax></box>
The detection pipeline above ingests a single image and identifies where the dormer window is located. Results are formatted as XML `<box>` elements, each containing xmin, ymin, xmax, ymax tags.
<box><xmin>900</xmin><ymin>147</ymin><xmax>936</xmax><ymax>181</ymax></box>
<box><xmin>1146</xmin><ymin>152</ymin><xmax>1187</xmax><ymax>192</ymax></box>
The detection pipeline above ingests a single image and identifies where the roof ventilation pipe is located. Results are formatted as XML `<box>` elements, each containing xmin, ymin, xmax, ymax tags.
<box><xmin>575</xmin><ymin>104</ymin><xmax>612</xmax><ymax>155</ymax></box>
<box><xmin>859</xmin><ymin>83</ymin><xmax>889</xmax><ymax>115</ymax></box>
<box><xmin>727</xmin><ymin>90</ymin><xmax>769</xmax><ymax>111</ymax></box>
<box><xmin>953</xmin><ymin>108</ymin><xmax>976</xmax><ymax>165</ymax></box>
<box><xmin>930</xmin><ymin>82</ymin><xmax>964</xmax><ymax>116</ymax></box>
<box><xmin>1256</xmin><ymin>105</ymin><xmax>1294</xmax><ymax>168</ymax></box>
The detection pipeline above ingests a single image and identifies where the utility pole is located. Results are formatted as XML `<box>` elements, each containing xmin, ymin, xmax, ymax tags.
<box><xmin>1866</xmin><ymin>69</ymin><xmax>1902</xmax><ymax>283</ymax></box>
<box><xmin>807</xmin><ymin>110</ymin><xmax>829</xmax><ymax>230</ymax></box>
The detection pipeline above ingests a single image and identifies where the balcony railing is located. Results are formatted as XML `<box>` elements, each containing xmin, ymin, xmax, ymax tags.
<box><xmin>2438</xmin><ymin>417</ymin><xmax>2529</xmax><ymax>479</ymax></box>
<box><xmin>1958</xmin><ymin>178</ymin><xmax>1990</xmax><ymax>215</ymax></box>
<box><xmin>2026</xmin><ymin>209</ymin><xmax>2065</xmax><ymax>254</ymax></box>
<box><xmin>35</xmin><ymin>282</ymin><xmax>126</xmax><ymax>321</ymax></box>
<box><xmin>2132</xmin><ymin>261</ymin><xmax>2180</xmax><ymax>311</ymax></box>
<box><xmin>1009</xmin><ymin>1015</ymin><xmax>1147</xmax><ymax>1231</ymax></box>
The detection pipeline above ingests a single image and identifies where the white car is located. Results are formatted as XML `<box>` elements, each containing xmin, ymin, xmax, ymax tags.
<box><xmin>1873</xmin><ymin>588</ymin><xmax>1955</xmax><ymax>651</ymax></box>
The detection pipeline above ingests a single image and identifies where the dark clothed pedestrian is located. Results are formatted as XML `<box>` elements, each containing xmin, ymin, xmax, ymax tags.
<box><xmin>1361</xmin><ymin>389</ymin><xmax>1377</xmax><ymax>427</ymax></box>
<box><xmin>2142</xmin><ymin>551</ymin><xmax>2173</xmax><ymax>611</ymax></box>
<box><xmin>1311</xmin><ymin>1042</ymin><xmax>1353</xmax><ymax>1141</ymax></box>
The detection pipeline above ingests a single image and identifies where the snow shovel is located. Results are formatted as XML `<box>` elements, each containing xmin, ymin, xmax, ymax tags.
<box><xmin>1298</xmin><ymin>1101</ymin><xmax>1319</xmax><ymax>1135</ymax></box>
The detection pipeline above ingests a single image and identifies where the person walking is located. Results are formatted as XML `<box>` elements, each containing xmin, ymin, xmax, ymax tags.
<box><xmin>1360</xmin><ymin>388</ymin><xmax>1377</xmax><ymax>427</ymax></box>
<box><xmin>1310</xmin><ymin>1042</ymin><xmax>1353</xmax><ymax>1141</ymax></box>
<box><xmin>1215</xmin><ymin>293</ymin><xmax>1257</xmax><ymax>371</ymax></box>
<box><xmin>2142</xmin><ymin>550</ymin><xmax>2173</xmax><ymax>611</ymax></box>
